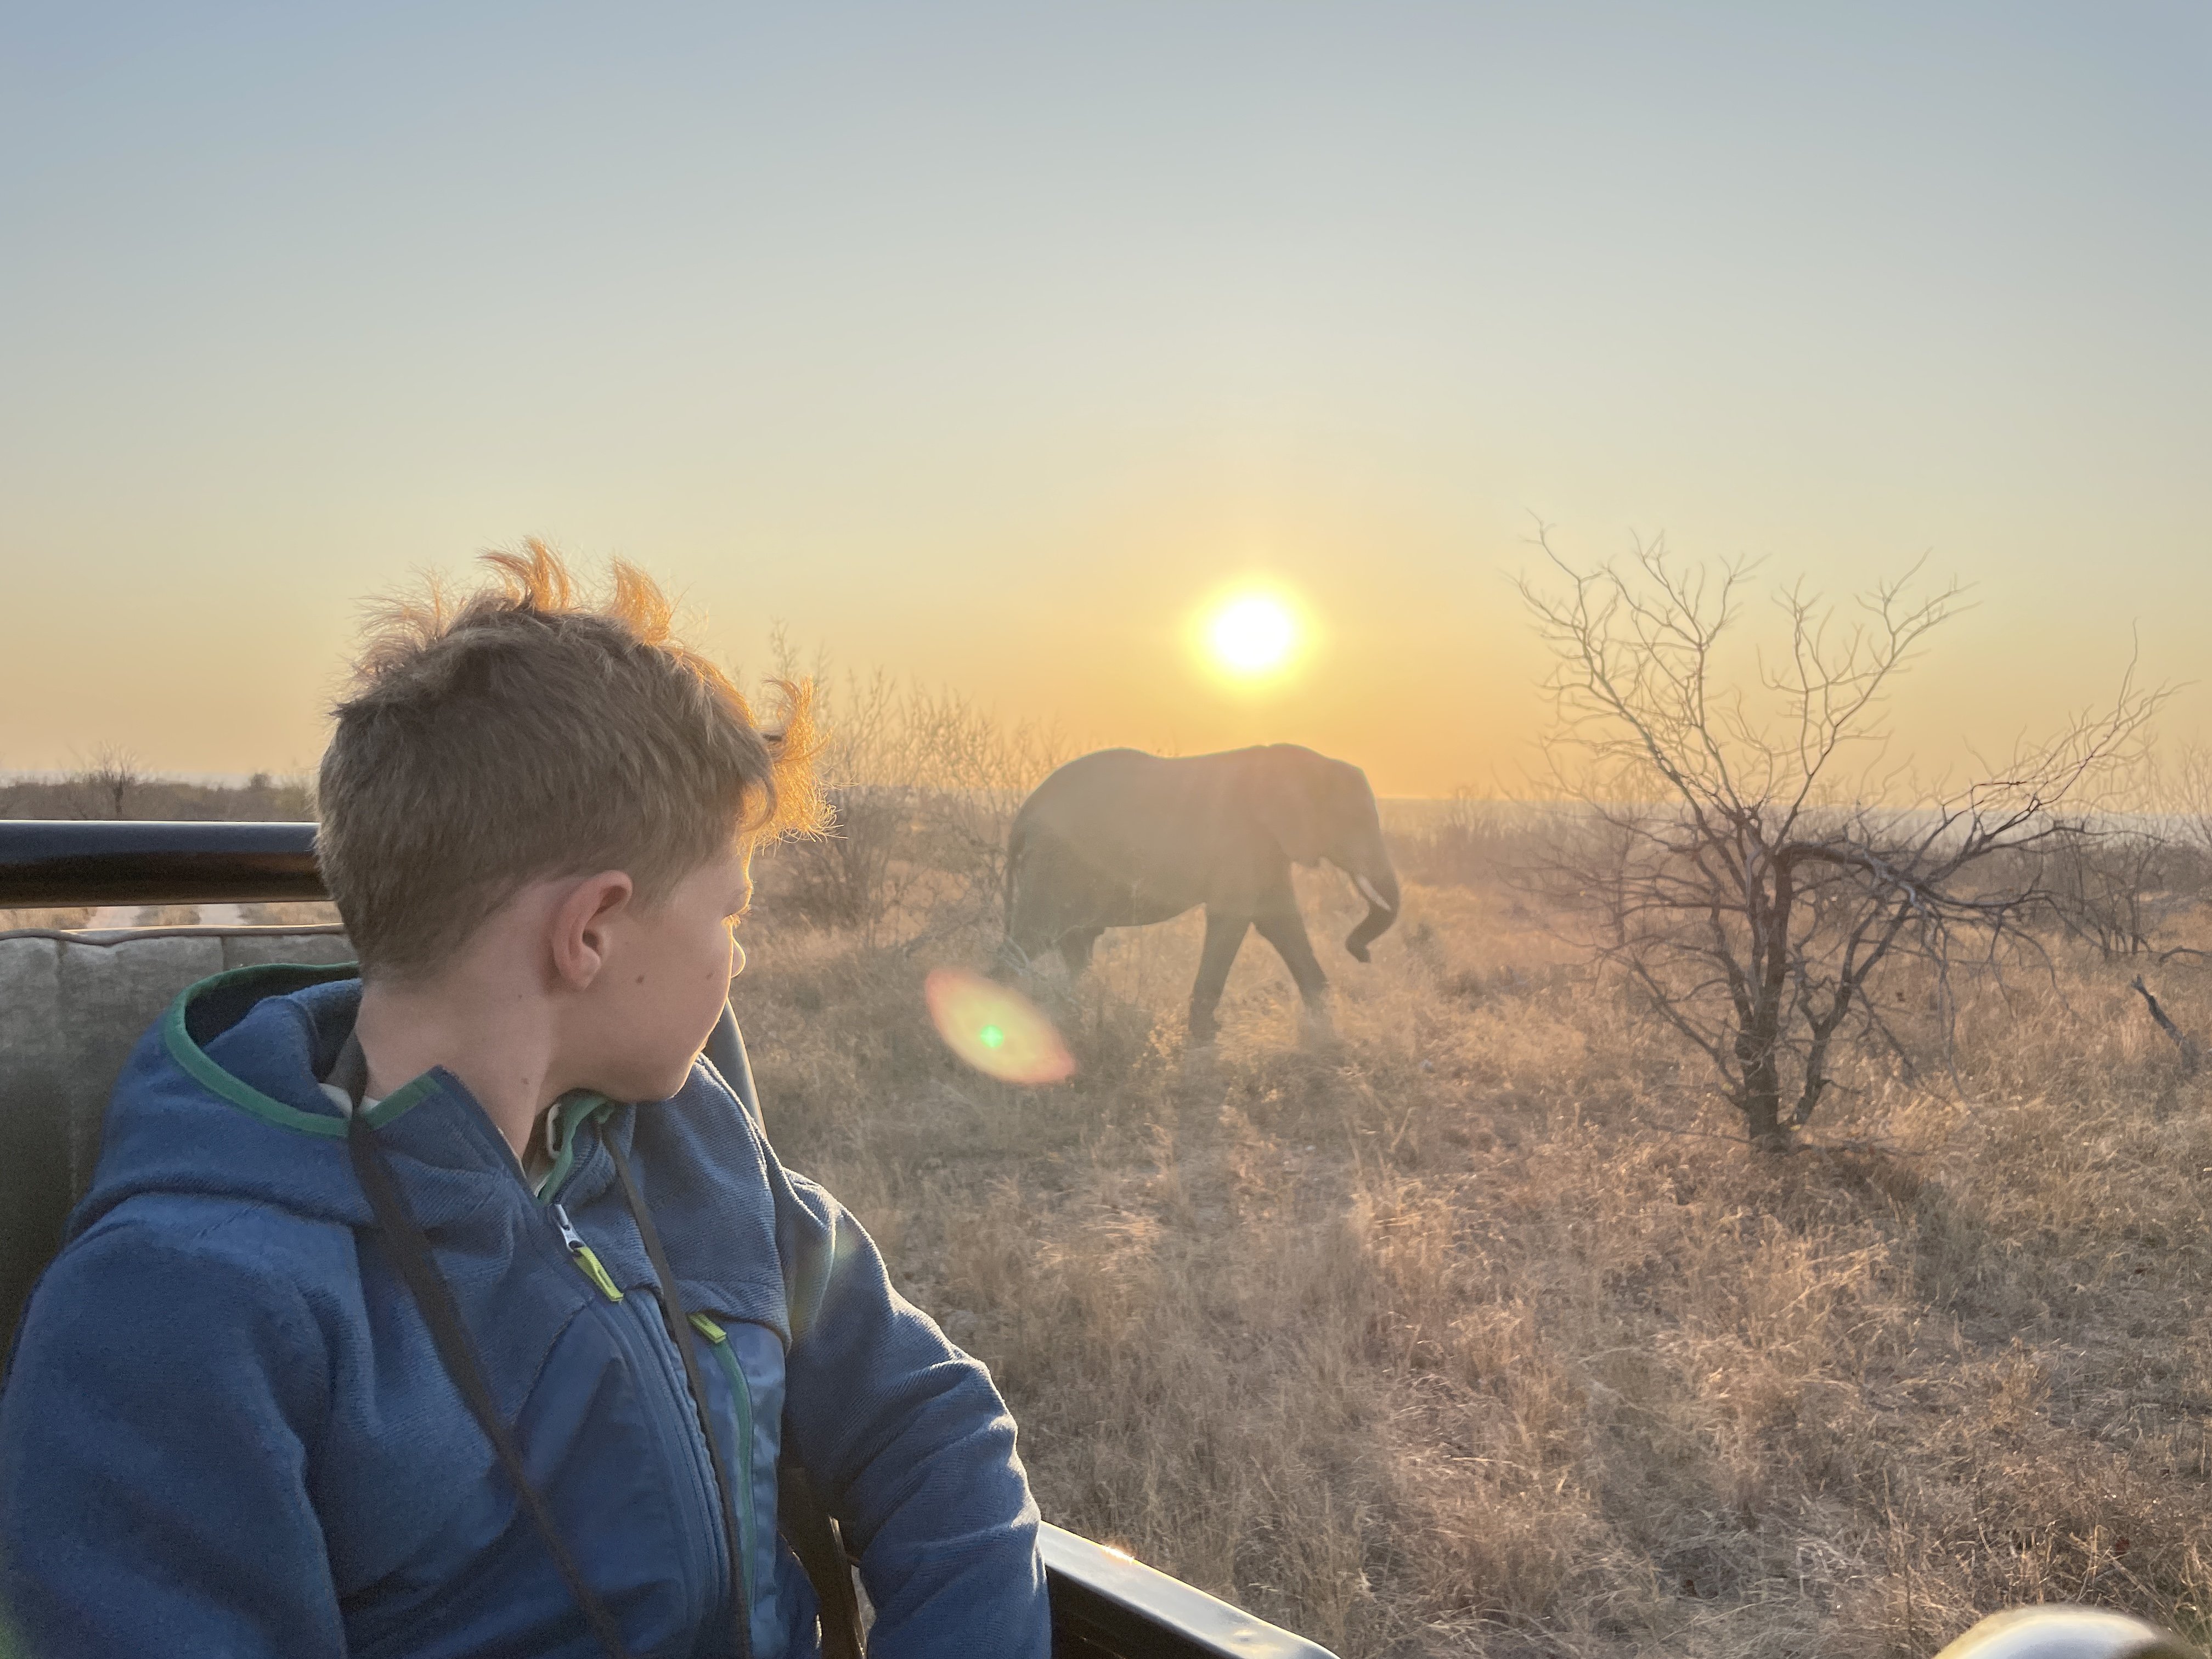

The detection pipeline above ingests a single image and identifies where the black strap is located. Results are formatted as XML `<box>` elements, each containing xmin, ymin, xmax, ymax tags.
<box><xmin>340</xmin><ymin>1015</ymin><xmax>838</xmax><ymax>1659</ymax></box>
<box><xmin>347</xmin><ymin>1121</ymin><xmax>634</xmax><ymax>1659</ymax></box>
<box><xmin>698</xmin><ymin>1011</ymin><xmax>866</xmax><ymax>1659</ymax></box>
<box><xmin>778</xmin><ymin>1460</ymin><xmax>867</xmax><ymax>1659</ymax></box>
<box><xmin>606</xmin><ymin>1136</ymin><xmax>756</xmax><ymax>1659</ymax></box>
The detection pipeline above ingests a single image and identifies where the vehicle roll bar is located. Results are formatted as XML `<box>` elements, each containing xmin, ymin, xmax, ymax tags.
<box><xmin>0</xmin><ymin>820</ymin><xmax>321</xmax><ymax>906</ymax></box>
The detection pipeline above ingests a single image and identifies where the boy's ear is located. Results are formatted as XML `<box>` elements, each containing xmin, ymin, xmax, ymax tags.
<box><xmin>550</xmin><ymin>871</ymin><xmax>634</xmax><ymax>990</ymax></box>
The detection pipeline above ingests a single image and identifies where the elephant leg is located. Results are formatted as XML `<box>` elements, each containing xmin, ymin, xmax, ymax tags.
<box><xmin>1058</xmin><ymin>927</ymin><xmax>1104</xmax><ymax>976</ymax></box>
<box><xmin>1188</xmin><ymin>910</ymin><xmax>1250</xmax><ymax>1045</ymax></box>
<box><xmin>1253</xmin><ymin>908</ymin><xmax>1330</xmax><ymax>1008</ymax></box>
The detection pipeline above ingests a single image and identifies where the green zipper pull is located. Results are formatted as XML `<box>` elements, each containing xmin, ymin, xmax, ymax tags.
<box><xmin>551</xmin><ymin>1204</ymin><xmax>624</xmax><ymax>1302</ymax></box>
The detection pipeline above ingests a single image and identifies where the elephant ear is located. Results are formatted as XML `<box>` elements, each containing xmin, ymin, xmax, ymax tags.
<box><xmin>1251</xmin><ymin>760</ymin><xmax>1328</xmax><ymax>867</ymax></box>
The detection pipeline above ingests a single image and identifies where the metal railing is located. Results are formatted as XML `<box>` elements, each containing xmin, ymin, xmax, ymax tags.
<box><xmin>0</xmin><ymin>819</ymin><xmax>320</xmax><ymax>906</ymax></box>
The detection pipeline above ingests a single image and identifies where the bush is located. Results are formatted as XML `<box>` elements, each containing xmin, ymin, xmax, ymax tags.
<box><xmin>751</xmin><ymin>651</ymin><xmax>1062</xmax><ymax>944</ymax></box>
<box><xmin>1385</xmin><ymin>794</ymin><xmax>1572</xmax><ymax>890</ymax></box>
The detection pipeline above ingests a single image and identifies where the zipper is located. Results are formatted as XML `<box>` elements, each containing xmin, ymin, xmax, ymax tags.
<box><xmin>600</xmin><ymin>1289</ymin><xmax>730</xmax><ymax>1642</ymax></box>
<box><xmin>551</xmin><ymin>1203</ymin><xmax>625</xmax><ymax>1302</ymax></box>
<box><xmin>541</xmin><ymin>1130</ymin><xmax>748</xmax><ymax>1655</ymax></box>
<box><xmin>552</xmin><ymin>1205</ymin><xmax>735</xmax><ymax>1647</ymax></box>
<box><xmin>688</xmin><ymin>1313</ymin><xmax>760</xmax><ymax>1623</ymax></box>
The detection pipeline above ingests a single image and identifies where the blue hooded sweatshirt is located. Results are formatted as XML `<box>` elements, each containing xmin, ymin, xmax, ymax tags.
<box><xmin>0</xmin><ymin>963</ymin><xmax>1051</xmax><ymax>1659</ymax></box>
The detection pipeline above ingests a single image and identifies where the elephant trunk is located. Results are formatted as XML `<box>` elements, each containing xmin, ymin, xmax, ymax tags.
<box><xmin>1343</xmin><ymin>864</ymin><xmax>1401</xmax><ymax>963</ymax></box>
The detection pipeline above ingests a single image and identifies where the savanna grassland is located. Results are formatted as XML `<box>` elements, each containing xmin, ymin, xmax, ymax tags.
<box><xmin>10</xmin><ymin>783</ymin><xmax>2212</xmax><ymax>1657</ymax></box>
<box><xmin>740</xmin><ymin>821</ymin><xmax>2212</xmax><ymax>1659</ymax></box>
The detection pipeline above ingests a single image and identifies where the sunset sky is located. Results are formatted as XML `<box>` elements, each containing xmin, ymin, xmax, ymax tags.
<box><xmin>4</xmin><ymin>4</ymin><xmax>2207</xmax><ymax>797</ymax></box>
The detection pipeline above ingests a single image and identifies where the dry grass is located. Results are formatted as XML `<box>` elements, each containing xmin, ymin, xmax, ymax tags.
<box><xmin>737</xmin><ymin>868</ymin><xmax>2212</xmax><ymax>1657</ymax></box>
<box><xmin>9</xmin><ymin>791</ymin><xmax>2206</xmax><ymax>1655</ymax></box>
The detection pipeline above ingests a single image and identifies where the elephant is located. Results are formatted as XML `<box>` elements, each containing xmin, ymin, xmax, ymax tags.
<box><xmin>1000</xmin><ymin>744</ymin><xmax>1401</xmax><ymax>1043</ymax></box>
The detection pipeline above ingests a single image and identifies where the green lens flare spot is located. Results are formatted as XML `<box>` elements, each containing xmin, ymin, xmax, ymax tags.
<box><xmin>923</xmin><ymin>967</ymin><xmax>1077</xmax><ymax>1087</ymax></box>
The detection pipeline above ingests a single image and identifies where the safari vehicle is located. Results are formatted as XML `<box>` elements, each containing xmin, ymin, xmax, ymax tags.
<box><xmin>0</xmin><ymin>819</ymin><xmax>2197</xmax><ymax>1659</ymax></box>
<box><xmin>0</xmin><ymin>817</ymin><xmax>1335</xmax><ymax>1659</ymax></box>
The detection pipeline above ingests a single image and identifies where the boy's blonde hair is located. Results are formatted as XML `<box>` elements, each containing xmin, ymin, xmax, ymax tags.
<box><xmin>317</xmin><ymin>541</ymin><xmax>819</xmax><ymax>980</ymax></box>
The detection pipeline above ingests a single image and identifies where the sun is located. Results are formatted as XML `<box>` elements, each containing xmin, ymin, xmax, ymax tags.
<box><xmin>1201</xmin><ymin>589</ymin><xmax>1303</xmax><ymax>680</ymax></box>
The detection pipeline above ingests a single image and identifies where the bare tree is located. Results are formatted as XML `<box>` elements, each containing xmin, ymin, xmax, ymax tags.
<box><xmin>897</xmin><ymin>683</ymin><xmax>1065</xmax><ymax>936</ymax></box>
<box><xmin>2148</xmin><ymin>740</ymin><xmax>2212</xmax><ymax>926</ymax></box>
<box><xmin>755</xmin><ymin>636</ymin><xmax>1064</xmax><ymax>942</ymax></box>
<box><xmin>2014</xmin><ymin>744</ymin><xmax>2212</xmax><ymax>963</ymax></box>
<box><xmin>2164</xmin><ymin>742</ymin><xmax>2212</xmax><ymax>866</ymax></box>
<box><xmin>1522</xmin><ymin>534</ymin><xmax>2163</xmax><ymax>1148</ymax></box>
<box><xmin>69</xmin><ymin>744</ymin><xmax>145</xmax><ymax>820</ymax></box>
<box><xmin>2038</xmin><ymin>822</ymin><xmax>2194</xmax><ymax>961</ymax></box>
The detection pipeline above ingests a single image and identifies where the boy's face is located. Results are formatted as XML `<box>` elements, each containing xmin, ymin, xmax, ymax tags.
<box><xmin>574</xmin><ymin>845</ymin><xmax>753</xmax><ymax>1104</ymax></box>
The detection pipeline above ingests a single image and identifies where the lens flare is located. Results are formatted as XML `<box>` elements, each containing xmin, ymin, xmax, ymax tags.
<box><xmin>924</xmin><ymin>967</ymin><xmax>1075</xmax><ymax>1085</ymax></box>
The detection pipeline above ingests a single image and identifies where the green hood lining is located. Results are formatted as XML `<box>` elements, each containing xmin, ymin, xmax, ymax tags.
<box><xmin>161</xmin><ymin>963</ymin><xmax>437</xmax><ymax>1138</ymax></box>
<box><xmin>535</xmin><ymin>1091</ymin><xmax>616</xmax><ymax>1204</ymax></box>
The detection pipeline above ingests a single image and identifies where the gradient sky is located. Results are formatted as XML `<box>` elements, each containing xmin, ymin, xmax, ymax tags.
<box><xmin>4</xmin><ymin>3</ymin><xmax>2207</xmax><ymax>795</ymax></box>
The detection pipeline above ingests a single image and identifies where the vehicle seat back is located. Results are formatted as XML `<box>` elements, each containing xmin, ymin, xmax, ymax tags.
<box><xmin>0</xmin><ymin>925</ymin><xmax>352</xmax><ymax>1352</ymax></box>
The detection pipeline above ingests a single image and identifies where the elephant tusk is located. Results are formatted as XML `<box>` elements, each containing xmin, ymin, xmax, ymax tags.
<box><xmin>1355</xmin><ymin>875</ymin><xmax>1394</xmax><ymax>913</ymax></box>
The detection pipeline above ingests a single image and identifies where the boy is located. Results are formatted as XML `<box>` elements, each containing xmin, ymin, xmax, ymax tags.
<box><xmin>0</xmin><ymin>546</ymin><xmax>1051</xmax><ymax>1657</ymax></box>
